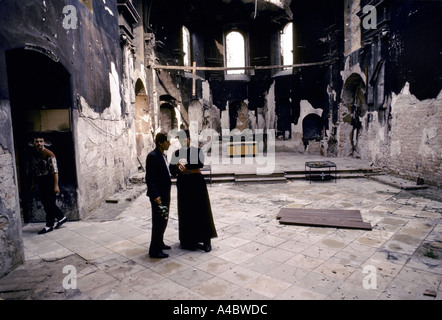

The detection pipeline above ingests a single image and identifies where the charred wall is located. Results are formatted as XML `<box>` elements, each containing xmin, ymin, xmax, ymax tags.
<box><xmin>340</xmin><ymin>0</ymin><xmax>442</xmax><ymax>186</ymax></box>
<box><xmin>0</xmin><ymin>0</ymin><xmax>145</xmax><ymax>275</ymax></box>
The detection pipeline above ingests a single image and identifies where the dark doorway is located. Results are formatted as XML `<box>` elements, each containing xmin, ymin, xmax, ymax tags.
<box><xmin>302</xmin><ymin>113</ymin><xmax>323</xmax><ymax>148</ymax></box>
<box><xmin>160</xmin><ymin>102</ymin><xmax>177</xmax><ymax>132</ymax></box>
<box><xmin>5</xmin><ymin>48</ymin><xmax>78</xmax><ymax>223</ymax></box>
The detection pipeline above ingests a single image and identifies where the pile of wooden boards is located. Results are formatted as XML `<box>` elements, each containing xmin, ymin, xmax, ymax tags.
<box><xmin>277</xmin><ymin>208</ymin><xmax>372</xmax><ymax>230</ymax></box>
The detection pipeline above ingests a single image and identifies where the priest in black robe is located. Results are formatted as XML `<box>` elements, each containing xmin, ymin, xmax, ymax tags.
<box><xmin>170</xmin><ymin>130</ymin><xmax>217</xmax><ymax>252</ymax></box>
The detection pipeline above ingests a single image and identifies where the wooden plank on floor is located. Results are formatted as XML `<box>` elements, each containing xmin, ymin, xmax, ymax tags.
<box><xmin>279</xmin><ymin>215</ymin><xmax>372</xmax><ymax>230</ymax></box>
<box><xmin>276</xmin><ymin>208</ymin><xmax>372</xmax><ymax>230</ymax></box>
<box><xmin>277</xmin><ymin>208</ymin><xmax>363</xmax><ymax>221</ymax></box>
<box><xmin>278</xmin><ymin>212</ymin><xmax>364</xmax><ymax>222</ymax></box>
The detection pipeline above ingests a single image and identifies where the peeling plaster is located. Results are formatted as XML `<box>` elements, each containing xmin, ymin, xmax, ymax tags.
<box><xmin>78</xmin><ymin>63</ymin><xmax>122</xmax><ymax>120</ymax></box>
<box><xmin>109</xmin><ymin>62</ymin><xmax>122</xmax><ymax>118</ymax></box>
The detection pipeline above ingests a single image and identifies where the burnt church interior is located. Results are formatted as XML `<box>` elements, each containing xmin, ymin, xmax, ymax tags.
<box><xmin>147</xmin><ymin>0</ymin><xmax>342</xmax><ymax>138</ymax></box>
<box><xmin>0</xmin><ymin>0</ymin><xmax>441</xmax><ymax>279</ymax></box>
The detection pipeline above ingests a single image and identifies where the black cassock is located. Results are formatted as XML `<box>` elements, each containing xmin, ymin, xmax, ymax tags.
<box><xmin>170</xmin><ymin>146</ymin><xmax>217</xmax><ymax>246</ymax></box>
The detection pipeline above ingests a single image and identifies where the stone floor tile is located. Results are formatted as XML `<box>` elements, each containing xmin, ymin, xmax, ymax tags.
<box><xmin>99</xmin><ymin>283</ymin><xmax>149</xmax><ymax>300</ymax></box>
<box><xmin>195</xmin><ymin>257</ymin><xmax>236</xmax><ymax>275</ymax></box>
<box><xmin>216</xmin><ymin>236</ymin><xmax>251</xmax><ymax>248</ymax></box>
<box><xmin>370</xmin><ymin>249</ymin><xmax>411</xmax><ymax>266</ymax></box>
<box><xmin>237</xmin><ymin>241</ymin><xmax>272</xmax><ymax>255</ymax></box>
<box><xmin>394</xmin><ymin>266</ymin><xmax>442</xmax><ymax>290</ymax></box>
<box><xmin>126</xmin><ymin>233</ymin><xmax>151</xmax><ymax>245</ymax></box>
<box><xmin>255</xmin><ymin>234</ymin><xmax>287</xmax><ymax>247</ymax></box>
<box><xmin>24</xmin><ymin>236</ymin><xmax>65</xmax><ymax>255</ymax></box>
<box><xmin>147</xmin><ymin>259</ymin><xmax>191</xmax><ymax>277</ymax></box>
<box><xmin>291</xmin><ymin>231</ymin><xmax>329</xmax><ymax>245</ymax></box>
<box><xmin>219</xmin><ymin>248</ymin><xmax>256</xmax><ymax>264</ymax></box>
<box><xmin>345</xmin><ymin>266</ymin><xmax>393</xmax><ymax>292</ymax></box>
<box><xmin>313</xmin><ymin>260</ymin><xmax>356</xmax><ymax>280</ymax></box>
<box><xmin>221</xmin><ymin>286</ymin><xmax>269</xmax><ymax>300</ymax></box>
<box><xmin>294</xmin><ymin>271</ymin><xmax>343</xmax><ymax>296</ymax></box>
<box><xmin>168</xmin><ymin>267</ymin><xmax>215</xmax><ymax>289</ymax></box>
<box><xmin>405</xmin><ymin>255</ymin><xmax>442</xmax><ymax>273</ymax></box>
<box><xmin>174</xmin><ymin>250</ymin><xmax>214</xmax><ymax>266</ymax></box>
<box><xmin>103</xmin><ymin>239</ymin><xmax>146</xmax><ymax>257</ymax></box>
<box><xmin>318</xmin><ymin>238</ymin><xmax>348</xmax><ymax>251</ymax></box>
<box><xmin>259</xmin><ymin>247</ymin><xmax>296</xmax><ymax>263</ymax></box>
<box><xmin>330</xmin><ymin>281</ymin><xmax>383</xmax><ymax>300</ymax></box>
<box><xmin>217</xmin><ymin>265</ymin><xmax>262</xmax><ymax>286</ymax></box>
<box><xmin>137</xmin><ymin>278</ymin><xmax>201</xmax><ymax>300</ymax></box>
<box><xmin>277</xmin><ymin>239</ymin><xmax>311</xmax><ymax>253</ymax></box>
<box><xmin>301</xmin><ymin>244</ymin><xmax>339</xmax><ymax>260</ymax></box>
<box><xmin>355</xmin><ymin>234</ymin><xmax>388</xmax><ymax>248</ymax></box>
<box><xmin>285</xmin><ymin>253</ymin><xmax>324</xmax><ymax>271</ymax></box>
<box><xmin>382</xmin><ymin>239</ymin><xmax>418</xmax><ymax>256</ymax></box>
<box><xmin>329</xmin><ymin>251</ymin><xmax>366</xmax><ymax>268</ymax></box>
<box><xmin>241</xmin><ymin>255</ymin><xmax>282</xmax><ymax>274</ymax></box>
<box><xmin>84</xmin><ymin>232</ymin><xmax>125</xmax><ymax>247</ymax></box>
<box><xmin>191</xmin><ymin>277</ymin><xmax>240</xmax><ymax>300</ymax></box>
<box><xmin>277</xmin><ymin>284</ymin><xmax>329</xmax><ymax>300</ymax></box>
<box><xmin>120</xmin><ymin>268</ymin><xmax>166</xmax><ymax>291</ymax></box>
<box><xmin>384</xmin><ymin>277</ymin><xmax>437</xmax><ymax>300</ymax></box>
<box><xmin>361</xmin><ymin>258</ymin><xmax>403</xmax><ymax>278</ymax></box>
<box><xmin>266</xmin><ymin>262</ymin><xmax>309</xmax><ymax>285</ymax></box>
<box><xmin>38</xmin><ymin>247</ymin><xmax>75</xmax><ymax>261</ymax></box>
<box><xmin>244</xmin><ymin>274</ymin><xmax>291</xmax><ymax>299</ymax></box>
<box><xmin>96</xmin><ymin>257</ymin><xmax>147</xmax><ymax>281</ymax></box>
<box><xmin>55</xmin><ymin>235</ymin><xmax>102</xmax><ymax>253</ymax></box>
<box><xmin>77</xmin><ymin>270</ymin><xmax>120</xmax><ymax>299</ymax></box>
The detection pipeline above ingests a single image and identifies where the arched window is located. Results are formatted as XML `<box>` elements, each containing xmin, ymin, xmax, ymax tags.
<box><xmin>281</xmin><ymin>22</ymin><xmax>293</xmax><ymax>68</ymax></box>
<box><xmin>182</xmin><ymin>26</ymin><xmax>191</xmax><ymax>67</ymax></box>
<box><xmin>226</xmin><ymin>31</ymin><xmax>245</xmax><ymax>75</ymax></box>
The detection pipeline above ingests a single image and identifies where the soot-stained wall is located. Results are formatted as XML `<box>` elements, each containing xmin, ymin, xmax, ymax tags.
<box><xmin>340</xmin><ymin>0</ymin><xmax>442</xmax><ymax>186</ymax></box>
<box><xmin>0</xmin><ymin>0</ymin><xmax>144</xmax><ymax>275</ymax></box>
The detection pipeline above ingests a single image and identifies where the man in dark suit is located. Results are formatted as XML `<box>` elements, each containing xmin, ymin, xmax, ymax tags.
<box><xmin>145</xmin><ymin>132</ymin><xmax>172</xmax><ymax>258</ymax></box>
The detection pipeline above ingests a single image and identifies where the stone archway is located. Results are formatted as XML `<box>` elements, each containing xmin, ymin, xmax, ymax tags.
<box><xmin>302</xmin><ymin>113</ymin><xmax>323</xmax><ymax>153</ymax></box>
<box><xmin>134</xmin><ymin>79</ymin><xmax>153</xmax><ymax>163</ymax></box>
<box><xmin>5</xmin><ymin>48</ymin><xmax>78</xmax><ymax>223</ymax></box>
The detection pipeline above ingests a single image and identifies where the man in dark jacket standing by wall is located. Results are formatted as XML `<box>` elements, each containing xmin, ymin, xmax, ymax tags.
<box><xmin>31</xmin><ymin>135</ymin><xmax>67</xmax><ymax>235</ymax></box>
<box><xmin>145</xmin><ymin>132</ymin><xmax>172</xmax><ymax>258</ymax></box>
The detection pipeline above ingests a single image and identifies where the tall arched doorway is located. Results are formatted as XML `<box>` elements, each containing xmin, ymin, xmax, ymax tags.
<box><xmin>134</xmin><ymin>79</ymin><xmax>153</xmax><ymax>165</ymax></box>
<box><xmin>5</xmin><ymin>48</ymin><xmax>78</xmax><ymax>223</ymax></box>
<box><xmin>302</xmin><ymin>113</ymin><xmax>323</xmax><ymax>150</ymax></box>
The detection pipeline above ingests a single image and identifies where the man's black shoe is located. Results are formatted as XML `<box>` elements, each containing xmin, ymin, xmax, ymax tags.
<box><xmin>196</xmin><ymin>243</ymin><xmax>212</xmax><ymax>252</ymax></box>
<box><xmin>162</xmin><ymin>244</ymin><xmax>171</xmax><ymax>250</ymax></box>
<box><xmin>38</xmin><ymin>227</ymin><xmax>53</xmax><ymax>235</ymax></box>
<box><xmin>149</xmin><ymin>252</ymin><xmax>169</xmax><ymax>259</ymax></box>
<box><xmin>55</xmin><ymin>217</ymin><xmax>68</xmax><ymax>229</ymax></box>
